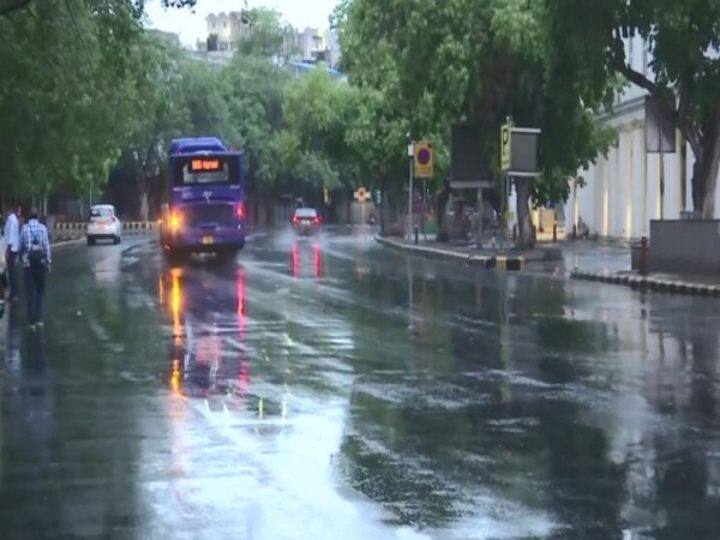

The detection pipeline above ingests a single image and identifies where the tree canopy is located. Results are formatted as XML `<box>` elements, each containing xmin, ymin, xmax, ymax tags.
<box><xmin>336</xmin><ymin>0</ymin><xmax>614</xmax><ymax>245</ymax></box>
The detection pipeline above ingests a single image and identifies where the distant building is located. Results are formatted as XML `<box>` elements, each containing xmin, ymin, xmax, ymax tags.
<box><xmin>281</xmin><ymin>27</ymin><xmax>324</xmax><ymax>61</ymax></box>
<box><xmin>204</xmin><ymin>11</ymin><xmax>252</xmax><ymax>52</ymax></box>
<box><xmin>197</xmin><ymin>13</ymin><xmax>342</xmax><ymax>70</ymax></box>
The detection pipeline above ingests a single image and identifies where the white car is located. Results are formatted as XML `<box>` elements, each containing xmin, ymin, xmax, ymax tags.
<box><xmin>87</xmin><ymin>204</ymin><xmax>122</xmax><ymax>245</ymax></box>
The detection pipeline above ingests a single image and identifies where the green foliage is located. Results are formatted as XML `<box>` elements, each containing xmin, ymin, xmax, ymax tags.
<box><xmin>237</xmin><ymin>7</ymin><xmax>294</xmax><ymax>59</ymax></box>
<box><xmin>338</xmin><ymin>0</ymin><xmax>612</xmax><ymax>207</ymax></box>
<box><xmin>0</xmin><ymin>0</ymin><xmax>148</xmax><ymax>199</ymax></box>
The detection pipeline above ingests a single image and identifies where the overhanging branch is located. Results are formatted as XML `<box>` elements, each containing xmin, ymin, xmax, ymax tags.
<box><xmin>0</xmin><ymin>0</ymin><xmax>32</xmax><ymax>16</ymax></box>
<box><xmin>611</xmin><ymin>35</ymin><xmax>702</xmax><ymax>157</ymax></box>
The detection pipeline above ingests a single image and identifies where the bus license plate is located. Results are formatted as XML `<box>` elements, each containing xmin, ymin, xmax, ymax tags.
<box><xmin>202</xmin><ymin>236</ymin><xmax>214</xmax><ymax>245</ymax></box>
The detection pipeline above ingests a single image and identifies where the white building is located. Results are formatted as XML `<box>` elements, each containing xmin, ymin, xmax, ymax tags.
<box><xmin>204</xmin><ymin>12</ymin><xmax>252</xmax><ymax>52</ymax></box>
<box><xmin>290</xmin><ymin>27</ymin><xmax>324</xmax><ymax>61</ymax></box>
<box><xmin>565</xmin><ymin>35</ymin><xmax>720</xmax><ymax>240</ymax></box>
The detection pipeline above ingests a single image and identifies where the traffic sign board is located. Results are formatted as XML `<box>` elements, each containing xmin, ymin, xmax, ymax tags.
<box><xmin>355</xmin><ymin>187</ymin><xmax>369</xmax><ymax>203</ymax></box>
<box><xmin>500</xmin><ymin>123</ymin><xmax>512</xmax><ymax>172</ymax></box>
<box><xmin>413</xmin><ymin>141</ymin><xmax>434</xmax><ymax>178</ymax></box>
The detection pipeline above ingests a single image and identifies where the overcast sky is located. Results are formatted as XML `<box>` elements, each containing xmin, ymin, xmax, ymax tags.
<box><xmin>145</xmin><ymin>0</ymin><xmax>339</xmax><ymax>47</ymax></box>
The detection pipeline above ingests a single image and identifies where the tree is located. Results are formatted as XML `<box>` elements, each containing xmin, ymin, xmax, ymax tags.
<box><xmin>0</xmin><ymin>0</ymin><xmax>152</xmax><ymax>209</ymax></box>
<box><xmin>237</xmin><ymin>7</ymin><xmax>295</xmax><ymax>61</ymax></box>
<box><xmin>344</xmin><ymin>86</ymin><xmax>408</xmax><ymax>231</ymax></box>
<box><xmin>283</xmin><ymin>68</ymin><xmax>354</xmax><ymax>195</ymax></box>
<box><xmin>546</xmin><ymin>0</ymin><xmax>720</xmax><ymax>218</ymax></box>
<box><xmin>337</xmin><ymin>0</ymin><xmax>612</xmax><ymax>247</ymax></box>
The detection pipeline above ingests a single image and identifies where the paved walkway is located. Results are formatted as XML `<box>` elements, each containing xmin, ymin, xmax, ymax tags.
<box><xmin>377</xmin><ymin>235</ymin><xmax>720</xmax><ymax>298</ymax></box>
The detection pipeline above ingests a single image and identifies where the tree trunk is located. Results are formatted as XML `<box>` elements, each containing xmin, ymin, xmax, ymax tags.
<box><xmin>476</xmin><ymin>188</ymin><xmax>484</xmax><ymax>249</ymax></box>
<box><xmin>689</xmin><ymin>111</ymin><xmax>720</xmax><ymax>219</ymax></box>
<box><xmin>139</xmin><ymin>192</ymin><xmax>149</xmax><ymax>222</ymax></box>
<box><xmin>436</xmin><ymin>183</ymin><xmax>450</xmax><ymax>241</ymax></box>
<box><xmin>379</xmin><ymin>177</ymin><xmax>387</xmax><ymax>235</ymax></box>
<box><xmin>515</xmin><ymin>179</ymin><xmax>535</xmax><ymax>249</ymax></box>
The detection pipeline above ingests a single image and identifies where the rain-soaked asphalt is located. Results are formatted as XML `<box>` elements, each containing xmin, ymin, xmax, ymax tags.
<box><xmin>1</xmin><ymin>228</ymin><xmax>719</xmax><ymax>539</ymax></box>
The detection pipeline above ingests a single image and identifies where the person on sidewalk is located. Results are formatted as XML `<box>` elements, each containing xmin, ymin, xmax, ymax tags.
<box><xmin>3</xmin><ymin>203</ymin><xmax>21</xmax><ymax>301</ymax></box>
<box><xmin>19</xmin><ymin>208</ymin><xmax>51</xmax><ymax>330</ymax></box>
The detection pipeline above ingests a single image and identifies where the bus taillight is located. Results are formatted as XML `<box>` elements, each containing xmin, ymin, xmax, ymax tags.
<box><xmin>236</xmin><ymin>202</ymin><xmax>246</xmax><ymax>220</ymax></box>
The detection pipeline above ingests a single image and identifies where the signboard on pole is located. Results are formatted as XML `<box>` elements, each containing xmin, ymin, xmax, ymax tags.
<box><xmin>500</xmin><ymin>124</ymin><xmax>541</xmax><ymax>178</ymax></box>
<box><xmin>450</xmin><ymin>123</ymin><xmax>493</xmax><ymax>189</ymax></box>
<box><xmin>413</xmin><ymin>141</ymin><xmax>434</xmax><ymax>179</ymax></box>
<box><xmin>645</xmin><ymin>96</ymin><xmax>676</xmax><ymax>153</ymax></box>
<box><xmin>500</xmin><ymin>123</ymin><xmax>512</xmax><ymax>172</ymax></box>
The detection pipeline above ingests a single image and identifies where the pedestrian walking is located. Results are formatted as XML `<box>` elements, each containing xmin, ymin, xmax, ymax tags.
<box><xmin>0</xmin><ymin>230</ymin><xmax>6</xmax><ymax>320</ymax></box>
<box><xmin>3</xmin><ymin>203</ymin><xmax>21</xmax><ymax>301</ymax></box>
<box><xmin>19</xmin><ymin>209</ymin><xmax>51</xmax><ymax>330</ymax></box>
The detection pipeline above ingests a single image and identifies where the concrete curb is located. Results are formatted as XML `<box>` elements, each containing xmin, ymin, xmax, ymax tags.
<box><xmin>375</xmin><ymin>235</ymin><xmax>524</xmax><ymax>271</ymax></box>
<box><xmin>570</xmin><ymin>269</ymin><xmax>720</xmax><ymax>298</ymax></box>
<box><xmin>54</xmin><ymin>221</ymin><xmax>157</xmax><ymax>231</ymax></box>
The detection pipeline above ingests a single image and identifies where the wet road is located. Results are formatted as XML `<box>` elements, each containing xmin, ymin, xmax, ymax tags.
<box><xmin>1</xmin><ymin>229</ymin><xmax>719</xmax><ymax>539</ymax></box>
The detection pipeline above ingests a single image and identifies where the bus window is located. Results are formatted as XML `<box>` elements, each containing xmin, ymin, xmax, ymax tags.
<box><xmin>181</xmin><ymin>158</ymin><xmax>230</xmax><ymax>185</ymax></box>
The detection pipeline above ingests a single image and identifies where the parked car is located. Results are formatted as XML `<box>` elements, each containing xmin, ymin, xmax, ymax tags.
<box><xmin>291</xmin><ymin>208</ymin><xmax>322</xmax><ymax>236</ymax></box>
<box><xmin>87</xmin><ymin>204</ymin><xmax>122</xmax><ymax>245</ymax></box>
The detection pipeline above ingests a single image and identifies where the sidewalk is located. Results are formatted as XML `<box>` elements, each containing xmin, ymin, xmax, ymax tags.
<box><xmin>375</xmin><ymin>235</ymin><xmax>563</xmax><ymax>270</ymax></box>
<box><xmin>564</xmin><ymin>240</ymin><xmax>720</xmax><ymax>298</ymax></box>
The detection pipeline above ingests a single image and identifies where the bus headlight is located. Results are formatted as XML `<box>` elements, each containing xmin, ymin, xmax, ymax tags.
<box><xmin>169</xmin><ymin>210</ymin><xmax>183</xmax><ymax>233</ymax></box>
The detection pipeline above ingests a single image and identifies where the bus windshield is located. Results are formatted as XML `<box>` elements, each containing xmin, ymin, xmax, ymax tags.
<box><xmin>180</xmin><ymin>157</ymin><xmax>230</xmax><ymax>185</ymax></box>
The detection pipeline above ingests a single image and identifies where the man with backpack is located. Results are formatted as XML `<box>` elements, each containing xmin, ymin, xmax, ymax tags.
<box><xmin>19</xmin><ymin>208</ymin><xmax>51</xmax><ymax>330</ymax></box>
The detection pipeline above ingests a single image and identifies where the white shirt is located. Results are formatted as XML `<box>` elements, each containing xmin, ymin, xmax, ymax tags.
<box><xmin>4</xmin><ymin>213</ymin><xmax>19</xmax><ymax>253</ymax></box>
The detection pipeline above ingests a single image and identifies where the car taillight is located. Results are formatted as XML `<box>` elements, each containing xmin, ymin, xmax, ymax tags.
<box><xmin>236</xmin><ymin>202</ymin><xmax>245</xmax><ymax>220</ymax></box>
<box><xmin>292</xmin><ymin>216</ymin><xmax>300</xmax><ymax>224</ymax></box>
<box><xmin>314</xmin><ymin>216</ymin><xmax>321</xmax><ymax>224</ymax></box>
<box><xmin>169</xmin><ymin>209</ymin><xmax>183</xmax><ymax>232</ymax></box>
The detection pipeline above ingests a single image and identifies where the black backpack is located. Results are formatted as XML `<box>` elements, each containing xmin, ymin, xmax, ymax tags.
<box><xmin>28</xmin><ymin>233</ymin><xmax>45</xmax><ymax>267</ymax></box>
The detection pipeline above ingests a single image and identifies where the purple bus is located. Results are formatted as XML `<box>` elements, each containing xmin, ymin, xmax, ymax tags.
<box><xmin>161</xmin><ymin>137</ymin><xmax>246</xmax><ymax>260</ymax></box>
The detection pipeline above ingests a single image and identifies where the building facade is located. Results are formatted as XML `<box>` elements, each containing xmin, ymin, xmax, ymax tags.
<box><xmin>204</xmin><ymin>12</ymin><xmax>252</xmax><ymax>52</ymax></box>
<box><xmin>565</xmin><ymin>36</ymin><xmax>720</xmax><ymax>240</ymax></box>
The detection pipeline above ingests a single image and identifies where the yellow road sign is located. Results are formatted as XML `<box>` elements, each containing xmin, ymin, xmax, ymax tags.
<box><xmin>500</xmin><ymin>123</ymin><xmax>512</xmax><ymax>172</ymax></box>
<box><xmin>413</xmin><ymin>141</ymin><xmax>434</xmax><ymax>179</ymax></box>
<box><xmin>354</xmin><ymin>187</ymin><xmax>369</xmax><ymax>203</ymax></box>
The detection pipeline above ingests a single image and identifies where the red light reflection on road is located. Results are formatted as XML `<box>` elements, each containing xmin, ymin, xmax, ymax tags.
<box><xmin>291</xmin><ymin>242</ymin><xmax>323</xmax><ymax>280</ymax></box>
<box><xmin>313</xmin><ymin>243</ymin><xmax>323</xmax><ymax>279</ymax></box>
<box><xmin>292</xmin><ymin>242</ymin><xmax>300</xmax><ymax>278</ymax></box>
